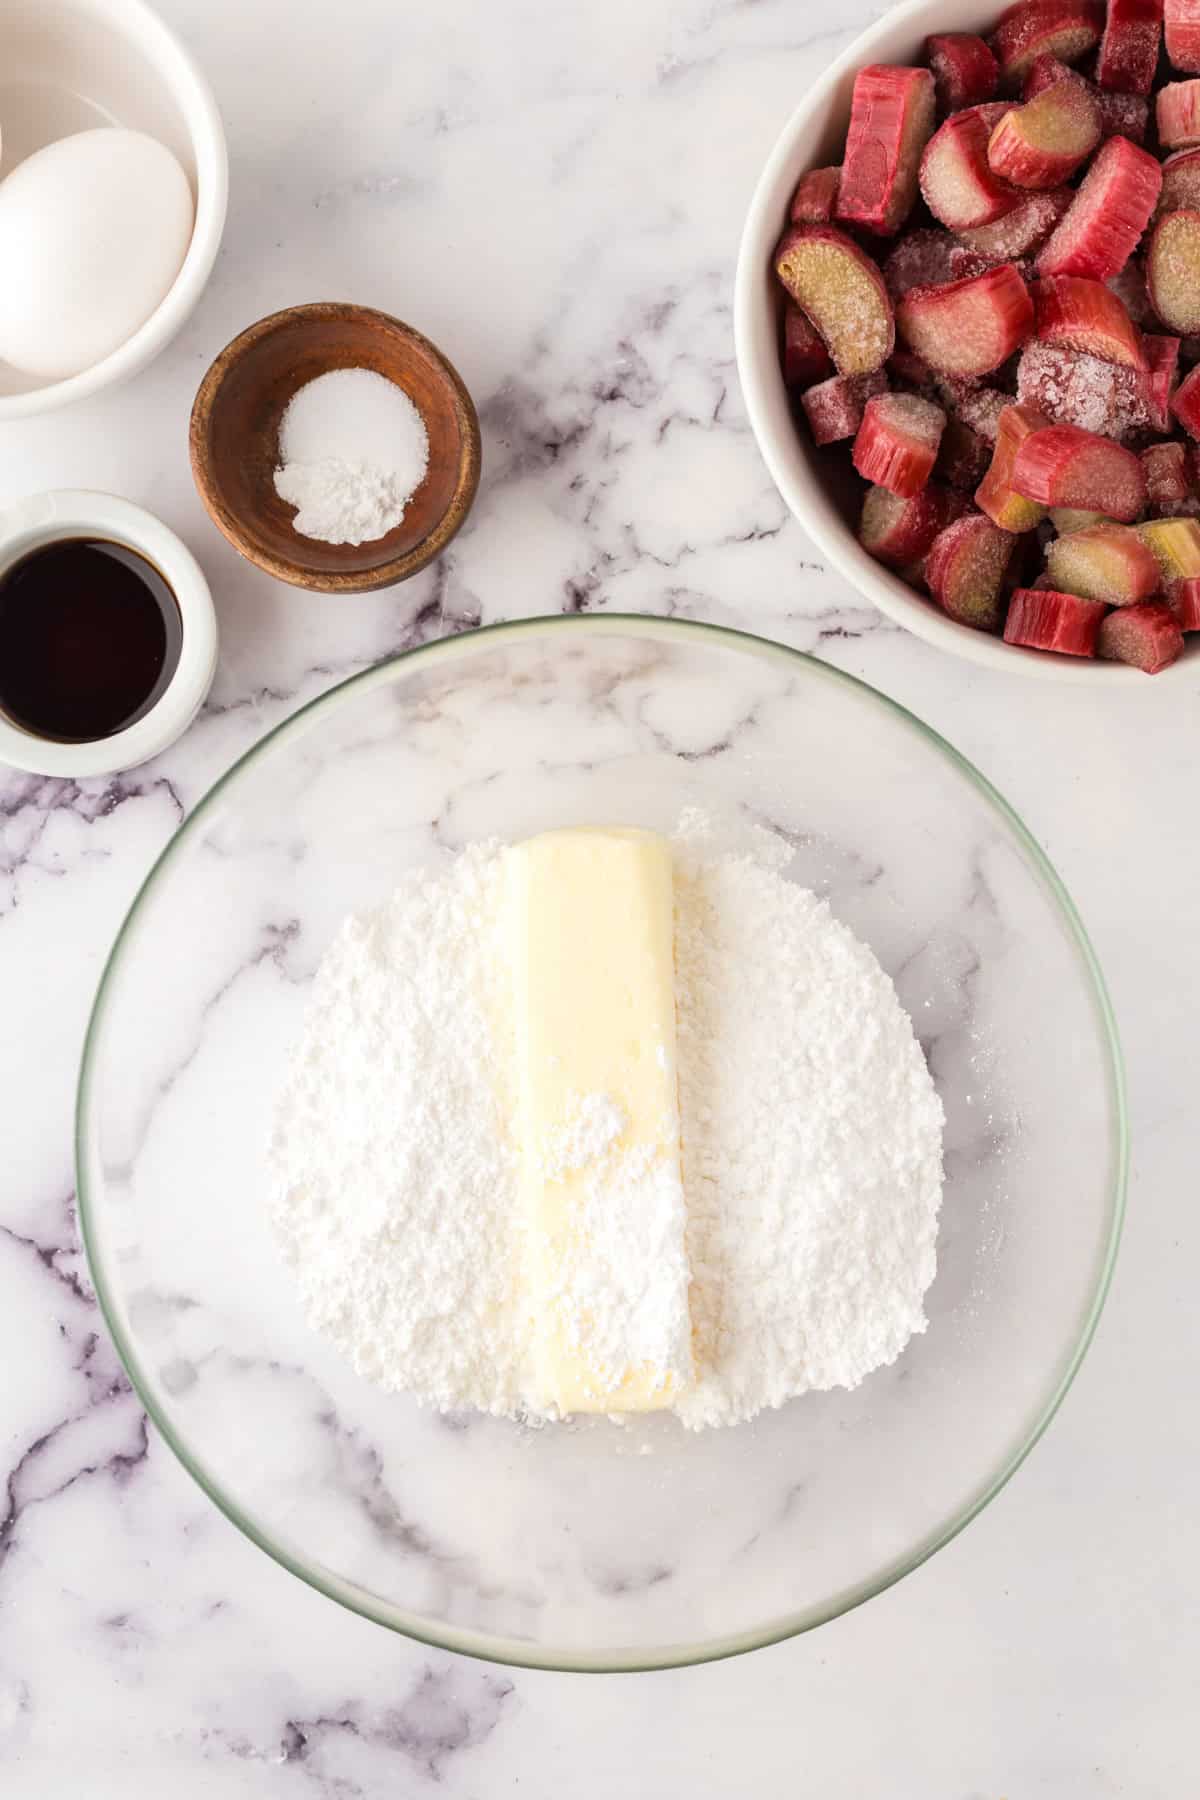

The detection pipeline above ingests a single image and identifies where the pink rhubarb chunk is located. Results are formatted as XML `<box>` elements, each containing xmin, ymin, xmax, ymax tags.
<box><xmin>958</xmin><ymin>186</ymin><xmax>1072</xmax><ymax>259</ymax></box>
<box><xmin>835</xmin><ymin>65</ymin><xmax>936</xmax><ymax>236</ymax></box>
<box><xmin>976</xmin><ymin>401</ymin><xmax>1051</xmax><ymax>527</ymax></box>
<box><xmin>921</xmin><ymin>110</ymin><xmax>1019</xmax><ymax>229</ymax></box>
<box><xmin>1033</xmin><ymin>274</ymin><xmax>1146</xmax><ymax>365</ymax></box>
<box><xmin>926</xmin><ymin>511</ymin><xmax>1017</xmax><ymax>627</ymax></box>
<box><xmin>1096</xmin><ymin>0</ymin><xmax>1163</xmax><ymax>96</ymax></box>
<box><xmin>782</xmin><ymin>305</ymin><xmax>834</xmax><ymax>387</ymax></box>
<box><xmin>1167</xmin><ymin>574</ymin><xmax>1200</xmax><ymax>625</ymax></box>
<box><xmin>1166</xmin><ymin>0</ymin><xmax>1200</xmax><ymax>69</ymax></box>
<box><xmin>1157</xmin><ymin>146</ymin><xmax>1200</xmax><ymax>215</ymax></box>
<box><xmin>801</xmin><ymin>370</ymin><xmax>888</xmax><ymax>445</ymax></box>
<box><xmin>1003</xmin><ymin>584</ymin><xmax>1107</xmax><ymax>652</ymax></box>
<box><xmin>1098</xmin><ymin>599</ymin><xmax>1186</xmax><ymax>667</ymax></box>
<box><xmin>1017</xmin><ymin>338</ymin><xmax>1157</xmax><ymax>437</ymax></box>
<box><xmin>1045</xmin><ymin>521</ymin><xmax>1161</xmax><ymax>601</ymax></box>
<box><xmin>1141</xmin><ymin>440</ymin><xmax>1193</xmax><ymax>511</ymax></box>
<box><xmin>852</xmin><ymin>391</ymin><xmax>946</xmax><ymax>496</ymax></box>
<box><xmin>1036</xmin><ymin>135</ymin><xmax>1163</xmax><ymax>279</ymax></box>
<box><xmin>1146</xmin><ymin>208</ymin><xmax>1200</xmax><ymax>333</ymax></box>
<box><xmin>1157</xmin><ymin>79</ymin><xmax>1200</xmax><ymax>145</ymax></box>
<box><xmin>775</xmin><ymin>225</ymin><xmax>895</xmax><ymax>375</ymax></box>
<box><xmin>988</xmin><ymin>79</ymin><xmax>1100</xmax><ymax>187</ymax></box>
<box><xmin>992</xmin><ymin>1</ymin><xmax>1105</xmax><ymax>86</ymax></box>
<box><xmin>859</xmin><ymin>481</ymin><xmax>962</xmax><ymax>566</ymax></box>
<box><xmin>789</xmin><ymin>167</ymin><xmax>841</xmax><ymax>223</ymax></box>
<box><xmin>897</xmin><ymin>264</ymin><xmax>1034</xmax><ymax>376</ymax></box>
<box><xmin>1011</xmin><ymin>421</ymin><xmax>1148</xmax><ymax>518</ymax></box>
<box><xmin>1169</xmin><ymin>359</ymin><xmax>1200</xmax><ymax>434</ymax></box>
<box><xmin>926</xmin><ymin>33</ymin><xmax>1000</xmax><ymax>110</ymax></box>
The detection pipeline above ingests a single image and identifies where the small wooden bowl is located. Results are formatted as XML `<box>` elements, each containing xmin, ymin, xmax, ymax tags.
<box><xmin>188</xmin><ymin>303</ymin><xmax>481</xmax><ymax>593</ymax></box>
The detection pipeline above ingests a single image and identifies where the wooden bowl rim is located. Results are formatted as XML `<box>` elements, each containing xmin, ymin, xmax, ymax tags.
<box><xmin>188</xmin><ymin>302</ymin><xmax>481</xmax><ymax>594</ymax></box>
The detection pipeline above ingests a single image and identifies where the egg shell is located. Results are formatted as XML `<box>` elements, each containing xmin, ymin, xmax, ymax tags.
<box><xmin>0</xmin><ymin>128</ymin><xmax>194</xmax><ymax>381</ymax></box>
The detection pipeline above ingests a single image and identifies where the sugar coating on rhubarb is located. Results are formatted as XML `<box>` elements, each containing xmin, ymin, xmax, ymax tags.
<box><xmin>1098</xmin><ymin>600</ymin><xmax>1186</xmax><ymax>668</ymax></box>
<box><xmin>988</xmin><ymin>80</ymin><xmax>1100</xmax><ymax>189</ymax></box>
<box><xmin>859</xmin><ymin>481</ymin><xmax>960</xmax><ymax>565</ymax></box>
<box><xmin>853</xmin><ymin>391</ymin><xmax>946</xmax><ymax>496</ymax></box>
<box><xmin>1045</xmin><ymin>521</ymin><xmax>1162</xmax><ymax>603</ymax></box>
<box><xmin>1096</xmin><ymin>0</ymin><xmax>1163</xmax><ymax>97</ymax></box>
<box><xmin>926</xmin><ymin>511</ymin><xmax>1016</xmax><ymax>627</ymax></box>
<box><xmin>992</xmin><ymin>1</ymin><xmax>1105</xmax><ymax>86</ymax></box>
<box><xmin>1147</xmin><ymin>209</ymin><xmax>1200</xmax><ymax>334</ymax></box>
<box><xmin>959</xmin><ymin>186</ymin><xmax>1072</xmax><ymax>258</ymax></box>
<box><xmin>1012</xmin><ymin>421</ymin><xmax>1148</xmax><ymax>518</ymax></box>
<box><xmin>926</xmin><ymin>33</ymin><xmax>1000</xmax><ymax>110</ymax></box>
<box><xmin>801</xmin><ymin>371</ymin><xmax>888</xmax><ymax>445</ymax></box>
<box><xmin>897</xmin><ymin>264</ymin><xmax>1034</xmax><ymax>376</ymax></box>
<box><xmin>921</xmin><ymin>110</ymin><xmax>1019</xmax><ymax>229</ymax></box>
<box><xmin>1033</xmin><ymin>273</ymin><xmax>1146</xmax><ymax>366</ymax></box>
<box><xmin>1136</xmin><ymin>514</ymin><xmax>1200</xmax><ymax>577</ymax></box>
<box><xmin>1142</xmin><ymin>441</ymin><xmax>1193</xmax><ymax>513</ymax></box>
<box><xmin>1016</xmin><ymin>339</ymin><xmax>1154</xmax><ymax>437</ymax></box>
<box><xmin>1158</xmin><ymin>147</ymin><xmax>1200</xmax><ymax>217</ymax></box>
<box><xmin>776</xmin><ymin>226</ymin><xmax>895</xmax><ymax>375</ymax></box>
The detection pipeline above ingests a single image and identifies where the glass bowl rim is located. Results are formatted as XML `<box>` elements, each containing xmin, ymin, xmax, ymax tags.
<box><xmin>74</xmin><ymin>612</ymin><xmax>1128</xmax><ymax>1673</ymax></box>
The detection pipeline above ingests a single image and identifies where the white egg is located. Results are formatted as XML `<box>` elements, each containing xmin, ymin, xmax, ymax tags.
<box><xmin>0</xmin><ymin>128</ymin><xmax>194</xmax><ymax>381</ymax></box>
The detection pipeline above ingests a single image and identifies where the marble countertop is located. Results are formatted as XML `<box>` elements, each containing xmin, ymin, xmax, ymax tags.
<box><xmin>0</xmin><ymin>0</ymin><xmax>1194</xmax><ymax>1791</ymax></box>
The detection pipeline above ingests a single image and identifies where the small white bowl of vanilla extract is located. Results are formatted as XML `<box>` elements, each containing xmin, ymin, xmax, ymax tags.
<box><xmin>0</xmin><ymin>491</ymin><xmax>216</xmax><ymax>776</ymax></box>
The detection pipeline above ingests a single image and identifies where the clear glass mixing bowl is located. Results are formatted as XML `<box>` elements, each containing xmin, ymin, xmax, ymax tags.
<box><xmin>76</xmin><ymin>617</ymin><xmax>1126</xmax><ymax>1670</ymax></box>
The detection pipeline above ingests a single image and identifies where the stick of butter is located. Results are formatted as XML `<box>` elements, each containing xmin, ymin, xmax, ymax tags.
<box><xmin>508</xmin><ymin>826</ymin><xmax>693</xmax><ymax>1414</ymax></box>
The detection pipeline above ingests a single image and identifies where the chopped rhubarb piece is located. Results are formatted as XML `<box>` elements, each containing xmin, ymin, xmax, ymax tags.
<box><xmin>1045</xmin><ymin>520</ymin><xmax>1161</xmax><ymax>600</ymax></box>
<box><xmin>1141</xmin><ymin>439</ymin><xmax>1192</xmax><ymax>510</ymax></box>
<box><xmin>1017</xmin><ymin>338</ymin><xmax>1155</xmax><ymax>435</ymax></box>
<box><xmin>1096</xmin><ymin>0</ymin><xmax>1163</xmax><ymax>95</ymax></box>
<box><xmin>1022</xmin><ymin>50</ymin><xmax>1079</xmax><ymax>95</ymax></box>
<box><xmin>1165</xmin><ymin>0</ymin><xmax>1200</xmax><ymax>69</ymax></box>
<box><xmin>859</xmin><ymin>481</ymin><xmax>960</xmax><ymax>566</ymax></box>
<box><xmin>782</xmin><ymin>305</ymin><xmax>834</xmax><ymax>388</ymax></box>
<box><xmin>1171</xmin><ymin>360</ymin><xmax>1200</xmax><ymax>433</ymax></box>
<box><xmin>1094</xmin><ymin>88</ymin><xmax>1151</xmax><ymax>141</ymax></box>
<box><xmin>1004</xmin><ymin>584</ymin><xmax>1107</xmax><ymax>651</ymax></box>
<box><xmin>988</xmin><ymin>80</ymin><xmax>1100</xmax><ymax>188</ymax></box>
<box><xmin>789</xmin><ymin>167</ymin><xmax>841</xmax><ymax>223</ymax></box>
<box><xmin>926</xmin><ymin>511</ymin><xmax>1017</xmax><ymax>626</ymax></box>
<box><xmin>955</xmin><ymin>384</ymin><xmax>1013</xmax><ymax>441</ymax></box>
<box><xmin>1037</xmin><ymin>135</ymin><xmax>1162</xmax><ymax>279</ymax></box>
<box><xmin>1050</xmin><ymin>505</ymin><xmax>1117</xmax><ymax>527</ymax></box>
<box><xmin>1107</xmin><ymin>259</ymin><xmax>1155</xmax><ymax>327</ymax></box>
<box><xmin>976</xmin><ymin>401</ymin><xmax>1052</xmax><ymax>526</ymax></box>
<box><xmin>1141</xmin><ymin>334</ymin><xmax>1180</xmax><ymax>431</ymax></box>
<box><xmin>1158</xmin><ymin>148</ymin><xmax>1200</xmax><ymax>218</ymax></box>
<box><xmin>1166</xmin><ymin>574</ymin><xmax>1200</xmax><ymax>623</ymax></box>
<box><xmin>1135</xmin><ymin>513</ymin><xmax>1200</xmax><ymax>576</ymax></box>
<box><xmin>1033</xmin><ymin>274</ymin><xmax>1147</xmax><ymax>365</ymax></box>
<box><xmin>948</xmin><ymin>245</ymin><xmax>995</xmax><ymax>282</ymax></box>
<box><xmin>888</xmin><ymin>347</ymin><xmax>938</xmax><ymax>391</ymax></box>
<box><xmin>992</xmin><ymin>1</ymin><xmax>1104</xmax><ymax>87</ymax></box>
<box><xmin>1146</xmin><ymin>209</ymin><xmax>1200</xmax><ymax>333</ymax></box>
<box><xmin>927</xmin><ymin>33</ymin><xmax>1000</xmax><ymax>110</ymax></box>
<box><xmin>936</xmin><ymin>415</ymin><xmax>994</xmax><ymax>488</ymax></box>
<box><xmin>775</xmin><ymin>225</ymin><xmax>895</xmax><ymax>375</ymax></box>
<box><xmin>836</xmin><ymin>65</ymin><xmax>936</xmax><ymax>235</ymax></box>
<box><xmin>884</xmin><ymin>229</ymin><xmax>966</xmax><ymax>297</ymax></box>
<box><xmin>1098</xmin><ymin>599</ymin><xmax>1186</xmax><ymax>667</ymax></box>
<box><xmin>897</xmin><ymin>264</ymin><xmax>1034</xmax><ymax>376</ymax></box>
<box><xmin>852</xmin><ymin>392</ymin><xmax>946</xmax><ymax>495</ymax></box>
<box><xmin>958</xmin><ymin>186</ymin><xmax>1072</xmax><ymax>258</ymax></box>
<box><xmin>1011</xmin><ymin>421</ymin><xmax>1148</xmax><ymax>517</ymax></box>
<box><xmin>1157</xmin><ymin>78</ymin><xmax>1200</xmax><ymax>144</ymax></box>
<box><xmin>801</xmin><ymin>370</ymin><xmax>888</xmax><ymax>444</ymax></box>
<box><xmin>921</xmin><ymin>110</ymin><xmax>1019</xmax><ymax>229</ymax></box>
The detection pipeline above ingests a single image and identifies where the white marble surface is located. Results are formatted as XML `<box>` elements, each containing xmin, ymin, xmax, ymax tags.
<box><xmin>0</xmin><ymin>0</ymin><xmax>1194</xmax><ymax>1791</ymax></box>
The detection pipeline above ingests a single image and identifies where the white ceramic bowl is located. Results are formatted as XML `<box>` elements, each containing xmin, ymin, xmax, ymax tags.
<box><xmin>0</xmin><ymin>0</ymin><xmax>227</xmax><ymax>418</ymax></box>
<box><xmin>0</xmin><ymin>490</ymin><xmax>217</xmax><ymax>775</ymax></box>
<box><xmin>735</xmin><ymin>0</ymin><xmax>1196</xmax><ymax>683</ymax></box>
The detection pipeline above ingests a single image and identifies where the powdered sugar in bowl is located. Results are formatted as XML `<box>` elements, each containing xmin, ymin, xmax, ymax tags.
<box><xmin>76</xmin><ymin>616</ymin><xmax>1124</xmax><ymax>1670</ymax></box>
